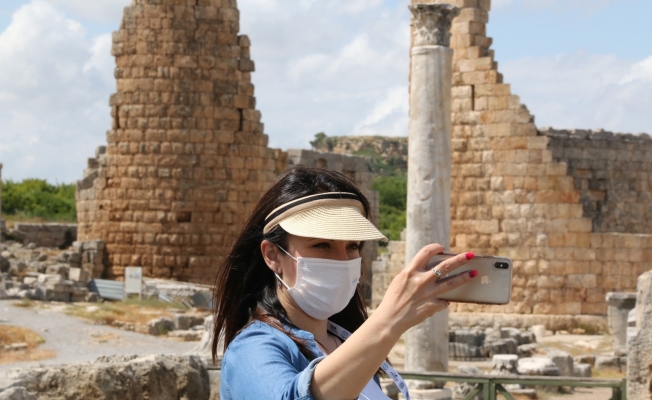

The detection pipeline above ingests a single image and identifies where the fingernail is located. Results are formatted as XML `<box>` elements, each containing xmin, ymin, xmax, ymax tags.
<box><xmin>465</xmin><ymin>252</ymin><xmax>475</xmax><ymax>260</ymax></box>
<box><xmin>469</xmin><ymin>270</ymin><xmax>478</xmax><ymax>278</ymax></box>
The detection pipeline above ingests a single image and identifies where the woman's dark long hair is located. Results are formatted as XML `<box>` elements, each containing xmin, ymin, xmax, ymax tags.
<box><xmin>212</xmin><ymin>167</ymin><xmax>374</xmax><ymax>362</ymax></box>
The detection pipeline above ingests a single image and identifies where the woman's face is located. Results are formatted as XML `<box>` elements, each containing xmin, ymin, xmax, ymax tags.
<box><xmin>275</xmin><ymin>234</ymin><xmax>361</xmax><ymax>287</ymax></box>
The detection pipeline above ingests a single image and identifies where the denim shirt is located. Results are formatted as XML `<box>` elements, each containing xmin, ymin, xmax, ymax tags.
<box><xmin>220</xmin><ymin>320</ymin><xmax>381</xmax><ymax>400</ymax></box>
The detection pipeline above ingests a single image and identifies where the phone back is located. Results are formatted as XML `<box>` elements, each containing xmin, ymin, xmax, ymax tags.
<box><xmin>427</xmin><ymin>254</ymin><xmax>512</xmax><ymax>305</ymax></box>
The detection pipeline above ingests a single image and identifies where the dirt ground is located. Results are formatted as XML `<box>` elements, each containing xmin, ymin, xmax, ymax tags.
<box><xmin>0</xmin><ymin>299</ymin><xmax>200</xmax><ymax>387</ymax></box>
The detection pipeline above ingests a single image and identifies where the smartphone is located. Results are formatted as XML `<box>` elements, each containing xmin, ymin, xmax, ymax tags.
<box><xmin>427</xmin><ymin>253</ymin><xmax>512</xmax><ymax>305</ymax></box>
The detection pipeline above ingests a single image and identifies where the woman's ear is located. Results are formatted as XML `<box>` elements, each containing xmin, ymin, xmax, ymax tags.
<box><xmin>261</xmin><ymin>240</ymin><xmax>282</xmax><ymax>274</ymax></box>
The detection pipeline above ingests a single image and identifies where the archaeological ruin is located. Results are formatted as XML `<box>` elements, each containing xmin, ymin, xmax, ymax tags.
<box><xmin>68</xmin><ymin>0</ymin><xmax>651</xmax><ymax>324</ymax></box>
<box><xmin>369</xmin><ymin>0</ymin><xmax>652</xmax><ymax>323</ymax></box>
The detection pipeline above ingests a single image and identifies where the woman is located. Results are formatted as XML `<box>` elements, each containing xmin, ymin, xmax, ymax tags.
<box><xmin>212</xmin><ymin>167</ymin><xmax>477</xmax><ymax>400</ymax></box>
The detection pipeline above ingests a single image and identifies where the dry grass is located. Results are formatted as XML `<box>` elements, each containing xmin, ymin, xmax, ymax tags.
<box><xmin>65</xmin><ymin>299</ymin><xmax>187</xmax><ymax>327</ymax></box>
<box><xmin>537</xmin><ymin>336</ymin><xmax>613</xmax><ymax>357</ymax></box>
<box><xmin>12</xmin><ymin>299</ymin><xmax>37</xmax><ymax>308</ymax></box>
<box><xmin>0</xmin><ymin>325</ymin><xmax>55</xmax><ymax>365</ymax></box>
<box><xmin>592</xmin><ymin>369</ymin><xmax>625</xmax><ymax>380</ymax></box>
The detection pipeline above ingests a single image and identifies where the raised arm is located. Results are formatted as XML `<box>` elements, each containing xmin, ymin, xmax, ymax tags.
<box><xmin>310</xmin><ymin>244</ymin><xmax>475</xmax><ymax>400</ymax></box>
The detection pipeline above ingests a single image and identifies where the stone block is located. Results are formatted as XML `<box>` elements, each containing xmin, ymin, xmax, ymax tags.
<box><xmin>573</xmin><ymin>363</ymin><xmax>592</xmax><ymax>377</ymax></box>
<box><xmin>173</xmin><ymin>314</ymin><xmax>205</xmax><ymax>330</ymax></box>
<box><xmin>68</xmin><ymin>268</ymin><xmax>91</xmax><ymax>285</ymax></box>
<box><xmin>546</xmin><ymin>349</ymin><xmax>574</xmax><ymax>376</ymax></box>
<box><xmin>595</xmin><ymin>355</ymin><xmax>621</xmax><ymax>372</ymax></box>
<box><xmin>518</xmin><ymin>357</ymin><xmax>560</xmax><ymax>376</ymax></box>
<box><xmin>492</xmin><ymin>354</ymin><xmax>518</xmax><ymax>373</ymax></box>
<box><xmin>148</xmin><ymin>317</ymin><xmax>175</xmax><ymax>336</ymax></box>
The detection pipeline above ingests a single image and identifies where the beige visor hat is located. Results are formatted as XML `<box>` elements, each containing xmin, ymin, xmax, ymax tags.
<box><xmin>263</xmin><ymin>192</ymin><xmax>388</xmax><ymax>242</ymax></box>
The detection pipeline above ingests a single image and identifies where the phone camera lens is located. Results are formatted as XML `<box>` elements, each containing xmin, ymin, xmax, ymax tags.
<box><xmin>495</xmin><ymin>262</ymin><xmax>508</xmax><ymax>269</ymax></box>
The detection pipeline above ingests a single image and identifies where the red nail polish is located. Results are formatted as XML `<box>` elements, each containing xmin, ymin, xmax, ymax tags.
<box><xmin>469</xmin><ymin>270</ymin><xmax>478</xmax><ymax>278</ymax></box>
<box><xmin>465</xmin><ymin>252</ymin><xmax>475</xmax><ymax>260</ymax></box>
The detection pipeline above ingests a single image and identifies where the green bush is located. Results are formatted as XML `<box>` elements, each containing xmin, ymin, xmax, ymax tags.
<box><xmin>372</xmin><ymin>175</ymin><xmax>407</xmax><ymax>242</ymax></box>
<box><xmin>1</xmin><ymin>179</ymin><xmax>76</xmax><ymax>222</ymax></box>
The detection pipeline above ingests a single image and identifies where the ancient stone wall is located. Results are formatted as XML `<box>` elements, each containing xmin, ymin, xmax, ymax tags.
<box><xmin>286</xmin><ymin>149</ymin><xmax>380</xmax><ymax>301</ymax></box>
<box><xmin>77</xmin><ymin>0</ymin><xmax>287</xmax><ymax>282</ymax></box>
<box><xmin>542</xmin><ymin>127</ymin><xmax>652</xmax><ymax>234</ymax></box>
<box><xmin>0</xmin><ymin>163</ymin><xmax>3</xmax><ymax>243</ymax></box>
<box><xmin>385</xmin><ymin>0</ymin><xmax>652</xmax><ymax>317</ymax></box>
<box><xmin>9</xmin><ymin>223</ymin><xmax>77</xmax><ymax>249</ymax></box>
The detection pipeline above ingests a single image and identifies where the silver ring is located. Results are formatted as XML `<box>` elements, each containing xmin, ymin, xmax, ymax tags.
<box><xmin>433</xmin><ymin>269</ymin><xmax>443</xmax><ymax>280</ymax></box>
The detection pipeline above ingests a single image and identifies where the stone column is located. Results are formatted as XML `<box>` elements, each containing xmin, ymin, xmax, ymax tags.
<box><xmin>605</xmin><ymin>292</ymin><xmax>637</xmax><ymax>355</ymax></box>
<box><xmin>627</xmin><ymin>271</ymin><xmax>652</xmax><ymax>400</ymax></box>
<box><xmin>405</xmin><ymin>2</ymin><xmax>460</xmax><ymax>389</ymax></box>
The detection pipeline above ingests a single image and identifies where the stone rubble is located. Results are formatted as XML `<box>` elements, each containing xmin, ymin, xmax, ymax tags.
<box><xmin>0</xmin><ymin>354</ymin><xmax>210</xmax><ymax>400</ymax></box>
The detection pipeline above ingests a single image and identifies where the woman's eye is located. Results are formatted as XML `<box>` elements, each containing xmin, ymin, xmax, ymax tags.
<box><xmin>348</xmin><ymin>243</ymin><xmax>361</xmax><ymax>250</ymax></box>
<box><xmin>313</xmin><ymin>242</ymin><xmax>330</xmax><ymax>249</ymax></box>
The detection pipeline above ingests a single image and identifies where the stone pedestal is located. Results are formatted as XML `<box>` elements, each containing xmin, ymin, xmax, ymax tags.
<box><xmin>605</xmin><ymin>292</ymin><xmax>637</xmax><ymax>355</ymax></box>
<box><xmin>627</xmin><ymin>271</ymin><xmax>652</xmax><ymax>400</ymax></box>
<box><xmin>404</xmin><ymin>3</ymin><xmax>460</xmax><ymax>391</ymax></box>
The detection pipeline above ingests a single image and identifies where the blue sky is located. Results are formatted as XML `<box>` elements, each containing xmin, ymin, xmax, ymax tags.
<box><xmin>0</xmin><ymin>0</ymin><xmax>651</xmax><ymax>183</ymax></box>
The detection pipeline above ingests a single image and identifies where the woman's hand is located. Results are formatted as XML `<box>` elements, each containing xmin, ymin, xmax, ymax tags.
<box><xmin>372</xmin><ymin>243</ymin><xmax>476</xmax><ymax>337</ymax></box>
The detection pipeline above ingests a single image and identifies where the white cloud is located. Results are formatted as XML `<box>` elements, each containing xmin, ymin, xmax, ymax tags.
<box><xmin>44</xmin><ymin>0</ymin><xmax>130</xmax><ymax>24</ymax></box>
<box><xmin>238</xmin><ymin>0</ymin><xmax>410</xmax><ymax>150</ymax></box>
<box><xmin>0</xmin><ymin>0</ymin><xmax>114</xmax><ymax>182</ymax></box>
<box><xmin>502</xmin><ymin>52</ymin><xmax>652</xmax><ymax>134</ymax></box>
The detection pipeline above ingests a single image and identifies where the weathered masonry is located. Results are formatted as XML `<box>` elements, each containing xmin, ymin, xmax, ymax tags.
<box><xmin>372</xmin><ymin>0</ymin><xmax>652</xmax><ymax>317</ymax></box>
<box><xmin>76</xmin><ymin>0</ymin><xmax>287</xmax><ymax>282</ymax></box>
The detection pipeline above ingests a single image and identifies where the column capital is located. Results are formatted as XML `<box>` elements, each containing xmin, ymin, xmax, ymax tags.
<box><xmin>409</xmin><ymin>3</ymin><xmax>460</xmax><ymax>47</ymax></box>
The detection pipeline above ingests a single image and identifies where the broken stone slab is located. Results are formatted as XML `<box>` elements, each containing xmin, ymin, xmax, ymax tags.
<box><xmin>174</xmin><ymin>314</ymin><xmax>205</xmax><ymax>331</ymax></box>
<box><xmin>4</xmin><ymin>343</ymin><xmax>28</xmax><ymax>351</ymax></box>
<box><xmin>0</xmin><ymin>354</ymin><xmax>209</xmax><ymax>400</ymax></box>
<box><xmin>492</xmin><ymin>354</ymin><xmax>518</xmax><ymax>374</ymax></box>
<box><xmin>449</xmin><ymin>329</ymin><xmax>485</xmax><ymax>347</ymax></box>
<box><xmin>148</xmin><ymin>317</ymin><xmax>174</xmax><ymax>336</ymax></box>
<box><xmin>546</xmin><ymin>349</ymin><xmax>574</xmax><ymax>376</ymax></box>
<box><xmin>573</xmin><ymin>363</ymin><xmax>592</xmax><ymax>377</ymax></box>
<box><xmin>485</xmin><ymin>338</ymin><xmax>518</xmax><ymax>356</ymax></box>
<box><xmin>68</xmin><ymin>268</ymin><xmax>90</xmax><ymax>284</ymax></box>
<box><xmin>449</xmin><ymin>342</ymin><xmax>482</xmax><ymax>360</ymax></box>
<box><xmin>454</xmin><ymin>366</ymin><xmax>483</xmax><ymax>400</ymax></box>
<box><xmin>518</xmin><ymin>343</ymin><xmax>538</xmax><ymax>358</ymax></box>
<box><xmin>574</xmin><ymin>354</ymin><xmax>595</xmax><ymax>366</ymax></box>
<box><xmin>518</xmin><ymin>357</ymin><xmax>560</xmax><ymax>376</ymax></box>
<box><xmin>45</xmin><ymin>264</ymin><xmax>69</xmax><ymax>279</ymax></box>
<box><xmin>500</xmin><ymin>327</ymin><xmax>523</xmax><ymax>344</ymax></box>
<box><xmin>594</xmin><ymin>355</ymin><xmax>622</xmax><ymax>372</ymax></box>
<box><xmin>606</xmin><ymin>292</ymin><xmax>637</xmax><ymax>355</ymax></box>
<box><xmin>0</xmin><ymin>387</ymin><xmax>37</xmax><ymax>400</ymax></box>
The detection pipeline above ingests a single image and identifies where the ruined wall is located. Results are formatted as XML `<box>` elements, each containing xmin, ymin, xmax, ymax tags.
<box><xmin>542</xmin><ymin>127</ymin><xmax>652</xmax><ymax>234</ymax></box>
<box><xmin>386</xmin><ymin>0</ymin><xmax>652</xmax><ymax>316</ymax></box>
<box><xmin>10</xmin><ymin>223</ymin><xmax>77</xmax><ymax>249</ymax></box>
<box><xmin>0</xmin><ymin>163</ymin><xmax>3</xmax><ymax>243</ymax></box>
<box><xmin>287</xmin><ymin>149</ymin><xmax>380</xmax><ymax>301</ymax></box>
<box><xmin>77</xmin><ymin>0</ymin><xmax>287</xmax><ymax>282</ymax></box>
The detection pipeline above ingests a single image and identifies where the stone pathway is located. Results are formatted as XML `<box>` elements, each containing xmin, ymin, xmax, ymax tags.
<box><xmin>0</xmin><ymin>300</ymin><xmax>199</xmax><ymax>385</ymax></box>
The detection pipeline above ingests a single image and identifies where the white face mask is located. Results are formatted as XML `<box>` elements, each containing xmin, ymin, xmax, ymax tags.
<box><xmin>274</xmin><ymin>245</ymin><xmax>361</xmax><ymax>320</ymax></box>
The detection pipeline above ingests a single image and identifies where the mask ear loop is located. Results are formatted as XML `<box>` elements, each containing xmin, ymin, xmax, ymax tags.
<box><xmin>274</xmin><ymin>244</ymin><xmax>295</xmax><ymax>290</ymax></box>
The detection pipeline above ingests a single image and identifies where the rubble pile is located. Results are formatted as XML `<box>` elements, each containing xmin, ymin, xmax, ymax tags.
<box><xmin>448</xmin><ymin>326</ymin><xmax>537</xmax><ymax>360</ymax></box>
<box><xmin>0</xmin><ymin>240</ymin><xmax>104</xmax><ymax>302</ymax></box>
